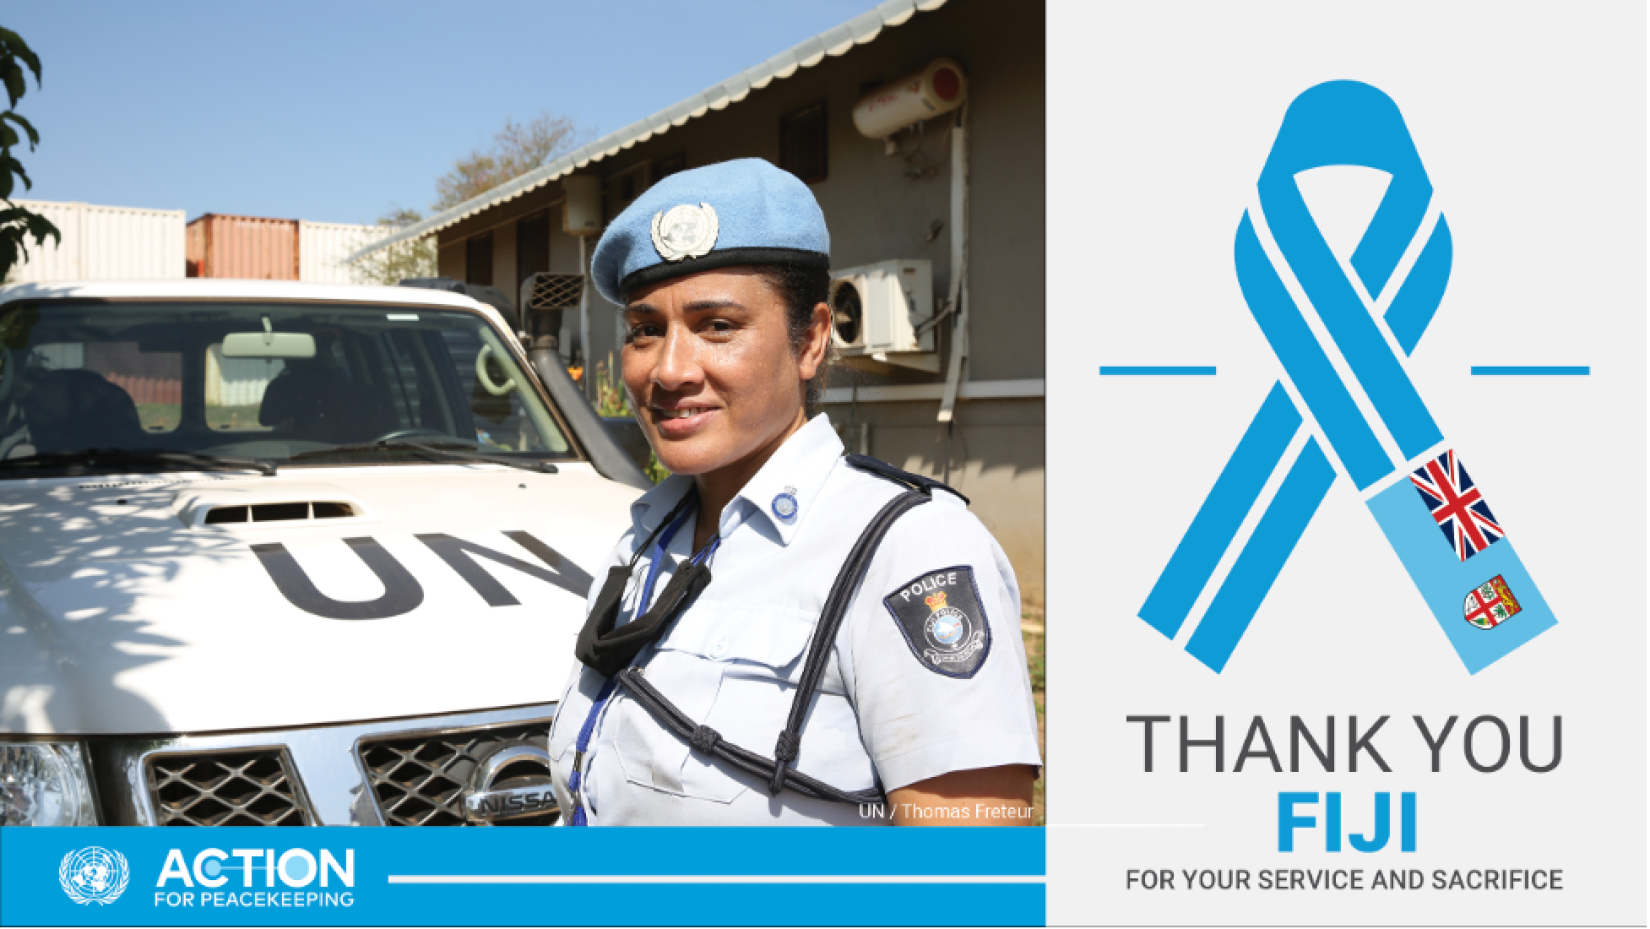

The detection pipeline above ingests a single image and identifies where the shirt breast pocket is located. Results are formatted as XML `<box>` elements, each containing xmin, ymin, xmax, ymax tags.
<box><xmin>612</xmin><ymin>605</ymin><xmax>816</xmax><ymax>804</ymax></box>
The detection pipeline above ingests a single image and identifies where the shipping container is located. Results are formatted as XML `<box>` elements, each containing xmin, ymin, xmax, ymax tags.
<box><xmin>5</xmin><ymin>200</ymin><xmax>186</xmax><ymax>283</ymax></box>
<box><xmin>298</xmin><ymin>220</ymin><xmax>392</xmax><ymax>284</ymax></box>
<box><xmin>185</xmin><ymin>213</ymin><xmax>299</xmax><ymax>280</ymax></box>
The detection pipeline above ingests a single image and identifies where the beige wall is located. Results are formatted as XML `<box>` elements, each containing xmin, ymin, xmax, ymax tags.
<box><xmin>824</xmin><ymin>396</ymin><xmax>1044</xmax><ymax>607</ymax></box>
<box><xmin>491</xmin><ymin>222</ymin><xmax>517</xmax><ymax>296</ymax></box>
<box><xmin>437</xmin><ymin>241</ymin><xmax>463</xmax><ymax>280</ymax></box>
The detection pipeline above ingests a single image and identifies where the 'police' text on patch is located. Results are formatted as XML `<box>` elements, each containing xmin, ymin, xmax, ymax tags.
<box><xmin>884</xmin><ymin>566</ymin><xmax>991</xmax><ymax>678</ymax></box>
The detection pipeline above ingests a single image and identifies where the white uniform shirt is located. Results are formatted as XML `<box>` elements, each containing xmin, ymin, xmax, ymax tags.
<box><xmin>547</xmin><ymin>414</ymin><xmax>1041</xmax><ymax>826</ymax></box>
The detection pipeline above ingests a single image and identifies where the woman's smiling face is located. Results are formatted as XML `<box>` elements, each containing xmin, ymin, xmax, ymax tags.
<box><xmin>622</xmin><ymin>267</ymin><xmax>828</xmax><ymax>483</ymax></box>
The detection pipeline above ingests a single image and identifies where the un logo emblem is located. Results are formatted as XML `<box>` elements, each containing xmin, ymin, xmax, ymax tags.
<box><xmin>58</xmin><ymin>846</ymin><xmax>128</xmax><ymax>905</ymax></box>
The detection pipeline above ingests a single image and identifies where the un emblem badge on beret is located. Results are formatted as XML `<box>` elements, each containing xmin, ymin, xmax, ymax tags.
<box><xmin>650</xmin><ymin>202</ymin><xmax>719</xmax><ymax>262</ymax></box>
<box><xmin>884</xmin><ymin>567</ymin><xmax>991</xmax><ymax>678</ymax></box>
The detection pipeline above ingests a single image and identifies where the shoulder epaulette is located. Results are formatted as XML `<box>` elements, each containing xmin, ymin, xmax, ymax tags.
<box><xmin>844</xmin><ymin>453</ymin><xmax>969</xmax><ymax>505</ymax></box>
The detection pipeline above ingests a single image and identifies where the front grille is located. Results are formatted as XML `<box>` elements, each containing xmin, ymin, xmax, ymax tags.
<box><xmin>357</xmin><ymin>721</ymin><xmax>552</xmax><ymax>826</ymax></box>
<box><xmin>144</xmin><ymin>748</ymin><xmax>311</xmax><ymax>826</ymax></box>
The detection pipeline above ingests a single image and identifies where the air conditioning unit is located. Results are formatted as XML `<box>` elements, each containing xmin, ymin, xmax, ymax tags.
<box><xmin>829</xmin><ymin>259</ymin><xmax>937</xmax><ymax>372</ymax></box>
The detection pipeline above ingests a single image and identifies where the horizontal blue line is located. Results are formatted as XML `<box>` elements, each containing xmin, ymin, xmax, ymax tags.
<box><xmin>1470</xmin><ymin>366</ymin><xmax>1590</xmax><ymax>376</ymax></box>
<box><xmin>1100</xmin><ymin>366</ymin><xmax>1217</xmax><ymax>376</ymax></box>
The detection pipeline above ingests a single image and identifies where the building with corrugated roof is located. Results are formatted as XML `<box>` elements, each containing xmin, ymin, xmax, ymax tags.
<box><xmin>349</xmin><ymin>0</ymin><xmax>1047</xmax><ymax>605</ymax></box>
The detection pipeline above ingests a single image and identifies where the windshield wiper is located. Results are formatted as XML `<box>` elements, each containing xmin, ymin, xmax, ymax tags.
<box><xmin>286</xmin><ymin>440</ymin><xmax>558</xmax><ymax>474</ymax></box>
<box><xmin>0</xmin><ymin>448</ymin><xmax>277</xmax><ymax>476</ymax></box>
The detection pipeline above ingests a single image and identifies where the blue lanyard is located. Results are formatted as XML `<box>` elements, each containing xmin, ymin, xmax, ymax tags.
<box><xmin>568</xmin><ymin>506</ymin><xmax>720</xmax><ymax>826</ymax></box>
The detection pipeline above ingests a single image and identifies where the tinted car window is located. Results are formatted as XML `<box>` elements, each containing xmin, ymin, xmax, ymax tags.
<box><xmin>0</xmin><ymin>302</ymin><xmax>574</xmax><ymax>464</ymax></box>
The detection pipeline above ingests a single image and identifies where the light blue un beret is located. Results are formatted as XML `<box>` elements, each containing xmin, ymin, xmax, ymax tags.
<box><xmin>589</xmin><ymin>158</ymin><xmax>831</xmax><ymax>304</ymax></box>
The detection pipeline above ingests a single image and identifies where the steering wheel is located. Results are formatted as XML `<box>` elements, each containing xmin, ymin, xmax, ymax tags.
<box><xmin>371</xmin><ymin>428</ymin><xmax>453</xmax><ymax>444</ymax></box>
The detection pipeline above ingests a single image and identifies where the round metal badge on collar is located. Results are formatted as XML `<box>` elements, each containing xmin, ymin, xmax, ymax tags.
<box><xmin>650</xmin><ymin>202</ymin><xmax>719</xmax><ymax>261</ymax></box>
<box><xmin>772</xmin><ymin>486</ymin><xmax>799</xmax><ymax>520</ymax></box>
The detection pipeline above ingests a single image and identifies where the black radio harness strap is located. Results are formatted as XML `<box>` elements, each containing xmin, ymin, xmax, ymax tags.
<box><xmin>613</xmin><ymin>456</ymin><xmax>957</xmax><ymax>805</ymax></box>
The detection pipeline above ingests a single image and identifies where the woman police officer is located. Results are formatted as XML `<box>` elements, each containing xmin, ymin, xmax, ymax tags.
<box><xmin>546</xmin><ymin>158</ymin><xmax>1040</xmax><ymax>826</ymax></box>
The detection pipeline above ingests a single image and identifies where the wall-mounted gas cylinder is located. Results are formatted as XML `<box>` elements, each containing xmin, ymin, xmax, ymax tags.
<box><xmin>851</xmin><ymin>58</ymin><xmax>968</xmax><ymax>139</ymax></box>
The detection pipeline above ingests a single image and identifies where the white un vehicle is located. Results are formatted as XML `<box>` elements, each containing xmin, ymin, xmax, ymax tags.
<box><xmin>0</xmin><ymin>280</ymin><xmax>648</xmax><ymax>827</ymax></box>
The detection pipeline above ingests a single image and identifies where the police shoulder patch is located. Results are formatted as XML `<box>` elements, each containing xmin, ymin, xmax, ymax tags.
<box><xmin>883</xmin><ymin>566</ymin><xmax>991</xmax><ymax>678</ymax></box>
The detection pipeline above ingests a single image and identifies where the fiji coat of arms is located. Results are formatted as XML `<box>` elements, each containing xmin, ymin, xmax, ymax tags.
<box><xmin>1463</xmin><ymin>575</ymin><xmax>1522</xmax><ymax>630</ymax></box>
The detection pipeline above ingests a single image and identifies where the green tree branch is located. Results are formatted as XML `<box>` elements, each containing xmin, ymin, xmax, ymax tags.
<box><xmin>0</xmin><ymin>26</ymin><xmax>60</xmax><ymax>280</ymax></box>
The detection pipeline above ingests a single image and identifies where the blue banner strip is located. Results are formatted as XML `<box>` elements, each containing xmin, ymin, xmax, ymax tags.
<box><xmin>1099</xmin><ymin>366</ymin><xmax>1217</xmax><ymax>375</ymax></box>
<box><xmin>0</xmin><ymin>828</ymin><xmax>1045</xmax><ymax>927</ymax></box>
<box><xmin>1470</xmin><ymin>366</ymin><xmax>1590</xmax><ymax>376</ymax></box>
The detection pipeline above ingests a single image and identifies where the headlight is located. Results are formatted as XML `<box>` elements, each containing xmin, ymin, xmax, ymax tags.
<box><xmin>1</xmin><ymin>742</ymin><xmax>98</xmax><ymax>826</ymax></box>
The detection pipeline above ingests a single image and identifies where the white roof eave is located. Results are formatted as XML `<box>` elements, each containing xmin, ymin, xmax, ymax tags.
<box><xmin>346</xmin><ymin>0</ymin><xmax>947</xmax><ymax>264</ymax></box>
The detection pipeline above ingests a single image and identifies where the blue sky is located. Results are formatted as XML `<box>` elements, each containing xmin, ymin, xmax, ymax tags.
<box><xmin>4</xmin><ymin>0</ymin><xmax>873</xmax><ymax>224</ymax></box>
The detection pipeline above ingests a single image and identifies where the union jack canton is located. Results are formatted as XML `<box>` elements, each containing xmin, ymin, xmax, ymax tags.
<box><xmin>1409</xmin><ymin>449</ymin><xmax>1504</xmax><ymax>562</ymax></box>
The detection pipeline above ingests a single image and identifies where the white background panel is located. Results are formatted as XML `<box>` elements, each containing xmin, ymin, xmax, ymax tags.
<box><xmin>1046</xmin><ymin>1</ymin><xmax>1645</xmax><ymax>924</ymax></box>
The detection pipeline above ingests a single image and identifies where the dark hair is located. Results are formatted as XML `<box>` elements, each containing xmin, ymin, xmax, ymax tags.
<box><xmin>758</xmin><ymin>263</ymin><xmax>833</xmax><ymax>413</ymax></box>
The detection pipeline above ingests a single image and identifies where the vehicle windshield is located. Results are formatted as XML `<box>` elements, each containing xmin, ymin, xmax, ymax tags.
<box><xmin>0</xmin><ymin>300</ymin><xmax>577</xmax><ymax>470</ymax></box>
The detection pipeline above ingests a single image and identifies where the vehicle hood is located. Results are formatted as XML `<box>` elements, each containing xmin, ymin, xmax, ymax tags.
<box><xmin>0</xmin><ymin>463</ymin><xmax>639</xmax><ymax>735</ymax></box>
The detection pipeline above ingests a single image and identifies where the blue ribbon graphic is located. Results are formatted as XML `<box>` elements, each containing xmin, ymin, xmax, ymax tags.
<box><xmin>1139</xmin><ymin>81</ymin><xmax>1557</xmax><ymax>674</ymax></box>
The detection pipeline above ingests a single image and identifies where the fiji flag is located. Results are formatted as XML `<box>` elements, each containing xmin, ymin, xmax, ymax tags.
<box><xmin>1409</xmin><ymin>450</ymin><xmax>1504</xmax><ymax>560</ymax></box>
<box><xmin>1366</xmin><ymin>449</ymin><xmax>1556</xmax><ymax>673</ymax></box>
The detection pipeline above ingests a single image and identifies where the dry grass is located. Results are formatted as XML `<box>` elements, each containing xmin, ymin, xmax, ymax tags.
<box><xmin>1022</xmin><ymin>606</ymin><xmax>1045</xmax><ymax>827</ymax></box>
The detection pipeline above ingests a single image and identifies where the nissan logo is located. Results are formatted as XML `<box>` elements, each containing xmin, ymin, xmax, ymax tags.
<box><xmin>462</xmin><ymin>742</ymin><xmax>558</xmax><ymax>825</ymax></box>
